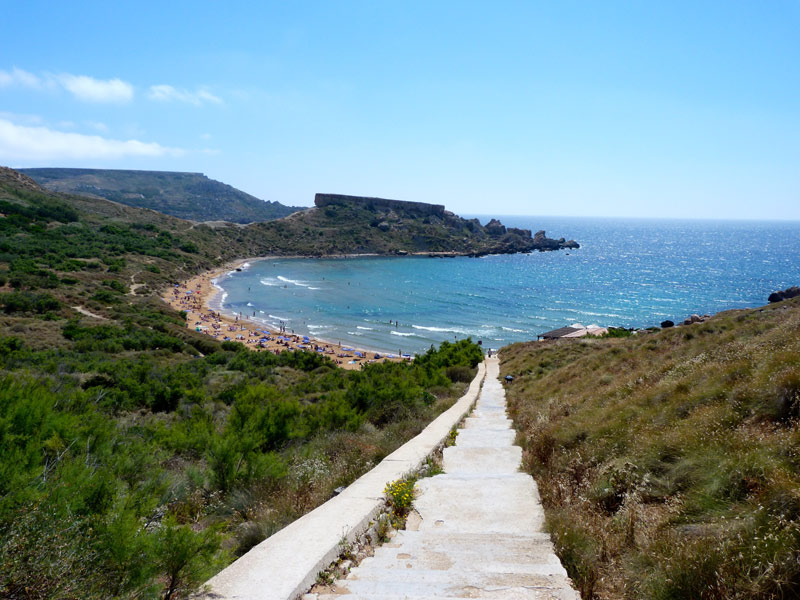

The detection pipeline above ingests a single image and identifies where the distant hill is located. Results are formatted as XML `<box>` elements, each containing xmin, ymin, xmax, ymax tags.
<box><xmin>19</xmin><ymin>168</ymin><xmax>303</xmax><ymax>224</ymax></box>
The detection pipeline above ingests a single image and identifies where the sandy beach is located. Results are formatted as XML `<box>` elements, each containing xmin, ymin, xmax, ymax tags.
<box><xmin>163</xmin><ymin>260</ymin><xmax>404</xmax><ymax>370</ymax></box>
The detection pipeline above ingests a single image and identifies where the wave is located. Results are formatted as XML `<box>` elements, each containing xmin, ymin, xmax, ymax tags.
<box><xmin>246</xmin><ymin>302</ymin><xmax>254</xmax><ymax>307</ymax></box>
<box><xmin>260</xmin><ymin>278</ymin><xmax>282</xmax><ymax>287</ymax></box>
<box><xmin>412</xmin><ymin>324</ymin><xmax>489</xmax><ymax>336</ymax></box>
<box><xmin>308</xmin><ymin>287</ymin><xmax>322</xmax><ymax>290</ymax></box>
<box><xmin>356</xmin><ymin>326</ymin><xmax>373</xmax><ymax>330</ymax></box>
<box><xmin>346</xmin><ymin>331</ymin><xmax>362</xmax><ymax>336</ymax></box>
<box><xmin>501</xmin><ymin>326</ymin><xmax>526</xmax><ymax>332</ymax></box>
<box><xmin>307</xmin><ymin>324</ymin><xmax>329</xmax><ymax>330</ymax></box>
<box><xmin>391</xmin><ymin>331</ymin><xmax>416</xmax><ymax>337</ymax></box>
<box><xmin>412</xmin><ymin>325</ymin><xmax>457</xmax><ymax>333</ymax></box>
<box><xmin>268</xmin><ymin>314</ymin><xmax>290</xmax><ymax>322</ymax></box>
<box><xmin>277</xmin><ymin>275</ymin><xmax>309</xmax><ymax>287</ymax></box>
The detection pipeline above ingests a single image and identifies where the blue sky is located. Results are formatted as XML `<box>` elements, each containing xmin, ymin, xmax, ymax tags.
<box><xmin>1</xmin><ymin>1</ymin><xmax>798</xmax><ymax>219</ymax></box>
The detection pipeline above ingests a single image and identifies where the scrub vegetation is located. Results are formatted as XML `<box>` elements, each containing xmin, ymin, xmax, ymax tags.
<box><xmin>0</xmin><ymin>168</ymin><xmax>485</xmax><ymax>599</ymax></box>
<box><xmin>501</xmin><ymin>299</ymin><xmax>800</xmax><ymax>599</ymax></box>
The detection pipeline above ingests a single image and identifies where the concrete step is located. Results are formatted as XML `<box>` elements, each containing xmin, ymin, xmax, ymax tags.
<box><xmin>362</xmin><ymin>541</ymin><xmax>559</xmax><ymax>570</ymax></box>
<box><xmin>318</xmin><ymin>589</ymin><xmax>578</xmax><ymax>600</ymax></box>
<box><xmin>414</xmin><ymin>476</ymin><xmax>544</xmax><ymax>534</ymax></box>
<box><xmin>462</xmin><ymin>416</ymin><xmax>512</xmax><ymax>429</ymax></box>
<box><xmin>450</xmin><ymin>428</ymin><xmax>517</xmax><ymax>447</ymax></box>
<box><xmin>358</xmin><ymin>551</ymin><xmax>565</xmax><ymax>574</ymax></box>
<box><xmin>443</xmin><ymin>446</ymin><xmax>521</xmax><ymax>473</ymax></box>
<box><xmin>327</xmin><ymin>577</ymin><xmax>577</xmax><ymax>598</ymax></box>
<box><xmin>345</xmin><ymin>563</ymin><xmax>569</xmax><ymax>582</ymax></box>
<box><xmin>388</xmin><ymin>530</ymin><xmax>554</xmax><ymax>546</ymax></box>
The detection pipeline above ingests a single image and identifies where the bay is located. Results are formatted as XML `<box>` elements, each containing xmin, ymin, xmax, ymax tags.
<box><xmin>212</xmin><ymin>216</ymin><xmax>800</xmax><ymax>354</ymax></box>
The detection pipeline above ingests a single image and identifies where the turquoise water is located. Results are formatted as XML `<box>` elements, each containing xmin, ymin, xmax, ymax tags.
<box><xmin>213</xmin><ymin>217</ymin><xmax>800</xmax><ymax>354</ymax></box>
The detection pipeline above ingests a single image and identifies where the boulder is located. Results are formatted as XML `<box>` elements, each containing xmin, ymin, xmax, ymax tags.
<box><xmin>660</xmin><ymin>320</ymin><xmax>674</xmax><ymax>328</ymax></box>
<box><xmin>768</xmin><ymin>286</ymin><xmax>800</xmax><ymax>303</ymax></box>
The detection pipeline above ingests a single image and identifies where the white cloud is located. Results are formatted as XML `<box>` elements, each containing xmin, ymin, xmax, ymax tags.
<box><xmin>0</xmin><ymin>67</ymin><xmax>42</xmax><ymax>88</ymax></box>
<box><xmin>148</xmin><ymin>84</ymin><xmax>222</xmax><ymax>106</ymax></box>
<box><xmin>57</xmin><ymin>74</ymin><xmax>133</xmax><ymax>103</ymax></box>
<box><xmin>0</xmin><ymin>111</ymin><xmax>44</xmax><ymax>125</ymax></box>
<box><xmin>86</xmin><ymin>121</ymin><xmax>108</xmax><ymax>132</ymax></box>
<box><xmin>0</xmin><ymin>119</ymin><xmax>182</xmax><ymax>160</ymax></box>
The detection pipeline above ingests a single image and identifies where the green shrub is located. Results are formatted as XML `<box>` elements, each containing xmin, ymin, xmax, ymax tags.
<box><xmin>154</xmin><ymin>517</ymin><xmax>221</xmax><ymax>600</ymax></box>
<box><xmin>0</xmin><ymin>290</ymin><xmax>61</xmax><ymax>314</ymax></box>
<box><xmin>445</xmin><ymin>365</ymin><xmax>473</xmax><ymax>382</ymax></box>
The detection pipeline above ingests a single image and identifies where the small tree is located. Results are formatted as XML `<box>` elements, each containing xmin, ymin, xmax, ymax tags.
<box><xmin>154</xmin><ymin>517</ymin><xmax>220</xmax><ymax>600</ymax></box>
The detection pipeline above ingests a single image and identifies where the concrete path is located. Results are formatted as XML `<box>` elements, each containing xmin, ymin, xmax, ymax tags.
<box><xmin>316</xmin><ymin>356</ymin><xmax>579</xmax><ymax>600</ymax></box>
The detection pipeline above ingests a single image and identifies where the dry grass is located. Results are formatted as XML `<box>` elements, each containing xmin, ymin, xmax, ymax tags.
<box><xmin>501</xmin><ymin>298</ymin><xmax>800</xmax><ymax>599</ymax></box>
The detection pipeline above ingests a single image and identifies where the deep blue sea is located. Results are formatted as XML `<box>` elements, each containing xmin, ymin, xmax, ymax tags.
<box><xmin>212</xmin><ymin>217</ymin><xmax>800</xmax><ymax>354</ymax></box>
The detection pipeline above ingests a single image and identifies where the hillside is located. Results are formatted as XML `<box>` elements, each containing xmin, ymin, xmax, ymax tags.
<box><xmin>0</xmin><ymin>167</ymin><xmax>485</xmax><ymax>599</ymax></box>
<box><xmin>500</xmin><ymin>299</ymin><xmax>800</xmax><ymax>599</ymax></box>
<box><xmin>17</xmin><ymin>169</ymin><xmax>579</xmax><ymax>257</ymax></box>
<box><xmin>20</xmin><ymin>167</ymin><xmax>303</xmax><ymax>224</ymax></box>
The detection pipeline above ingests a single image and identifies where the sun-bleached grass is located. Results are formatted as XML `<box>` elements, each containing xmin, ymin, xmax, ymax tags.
<box><xmin>502</xmin><ymin>298</ymin><xmax>800</xmax><ymax>599</ymax></box>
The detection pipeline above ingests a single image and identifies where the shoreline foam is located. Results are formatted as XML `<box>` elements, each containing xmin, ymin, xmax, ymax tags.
<box><xmin>162</xmin><ymin>258</ymin><xmax>406</xmax><ymax>370</ymax></box>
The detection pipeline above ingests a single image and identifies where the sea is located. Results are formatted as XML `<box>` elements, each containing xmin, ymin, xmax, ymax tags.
<box><xmin>210</xmin><ymin>216</ymin><xmax>800</xmax><ymax>354</ymax></box>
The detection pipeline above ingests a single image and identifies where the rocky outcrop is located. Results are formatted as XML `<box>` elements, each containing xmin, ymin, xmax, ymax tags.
<box><xmin>531</xmin><ymin>230</ymin><xmax>580</xmax><ymax>251</ymax></box>
<box><xmin>0</xmin><ymin>166</ymin><xmax>45</xmax><ymax>193</ymax></box>
<box><xmin>768</xmin><ymin>286</ymin><xmax>800</xmax><ymax>303</ymax></box>
<box><xmin>484</xmin><ymin>218</ymin><xmax>507</xmax><ymax>236</ymax></box>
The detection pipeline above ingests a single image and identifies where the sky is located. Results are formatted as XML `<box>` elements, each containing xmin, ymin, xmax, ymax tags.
<box><xmin>1</xmin><ymin>1</ymin><xmax>799</xmax><ymax>219</ymax></box>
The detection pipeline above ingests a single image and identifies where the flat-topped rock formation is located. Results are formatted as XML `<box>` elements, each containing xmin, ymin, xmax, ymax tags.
<box><xmin>305</xmin><ymin>193</ymin><xmax>579</xmax><ymax>256</ymax></box>
<box><xmin>314</xmin><ymin>356</ymin><xmax>579</xmax><ymax>600</ymax></box>
<box><xmin>315</xmin><ymin>193</ymin><xmax>446</xmax><ymax>218</ymax></box>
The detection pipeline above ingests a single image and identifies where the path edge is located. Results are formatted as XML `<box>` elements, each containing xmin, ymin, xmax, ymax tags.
<box><xmin>198</xmin><ymin>360</ymin><xmax>487</xmax><ymax>600</ymax></box>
